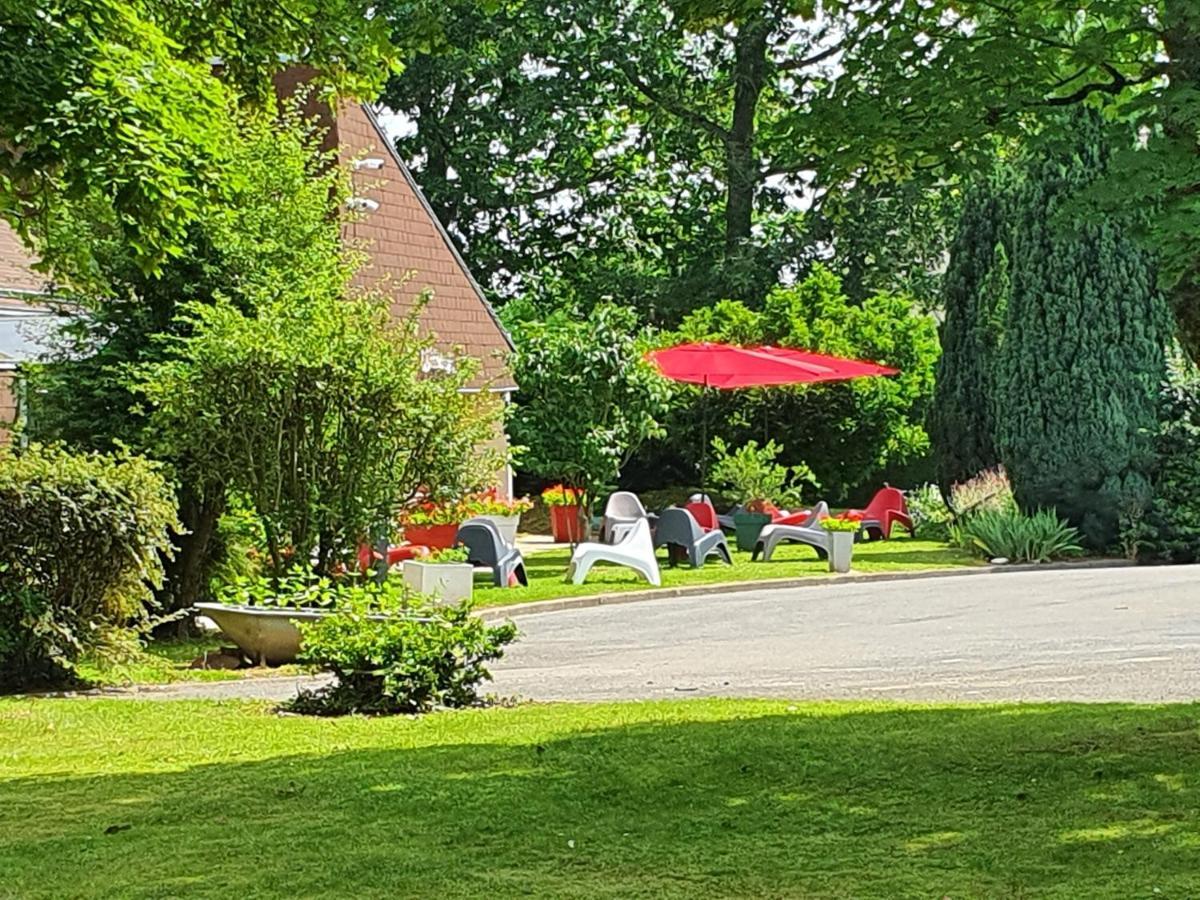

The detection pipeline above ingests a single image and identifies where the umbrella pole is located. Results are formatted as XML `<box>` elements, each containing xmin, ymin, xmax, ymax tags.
<box><xmin>700</xmin><ymin>378</ymin><xmax>709</xmax><ymax>497</ymax></box>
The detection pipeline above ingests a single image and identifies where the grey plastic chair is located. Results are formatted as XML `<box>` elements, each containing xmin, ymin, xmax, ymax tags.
<box><xmin>600</xmin><ymin>491</ymin><xmax>648</xmax><ymax>544</ymax></box>
<box><xmin>456</xmin><ymin>518</ymin><xmax>528</xmax><ymax>587</ymax></box>
<box><xmin>752</xmin><ymin>502</ymin><xmax>832</xmax><ymax>562</ymax></box>
<box><xmin>653</xmin><ymin>507</ymin><xmax>732</xmax><ymax>568</ymax></box>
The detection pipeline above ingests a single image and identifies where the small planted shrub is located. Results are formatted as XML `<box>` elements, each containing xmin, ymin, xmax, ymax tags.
<box><xmin>906</xmin><ymin>484</ymin><xmax>953</xmax><ymax>541</ymax></box>
<box><xmin>709</xmin><ymin>437</ymin><xmax>818</xmax><ymax>510</ymax></box>
<box><xmin>215</xmin><ymin>568</ymin><xmax>410</xmax><ymax>610</ymax></box>
<box><xmin>952</xmin><ymin>508</ymin><xmax>1082</xmax><ymax>564</ymax></box>
<box><xmin>0</xmin><ymin>444</ymin><xmax>178</xmax><ymax>689</ymax></box>
<box><xmin>288</xmin><ymin>597</ymin><xmax>518</xmax><ymax>715</ymax></box>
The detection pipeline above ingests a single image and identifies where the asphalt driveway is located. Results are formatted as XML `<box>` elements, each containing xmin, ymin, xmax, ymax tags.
<box><xmin>489</xmin><ymin>566</ymin><xmax>1200</xmax><ymax>703</ymax></box>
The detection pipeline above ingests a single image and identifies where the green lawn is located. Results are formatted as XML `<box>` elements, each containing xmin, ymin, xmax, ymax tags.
<box><xmin>2</xmin><ymin>699</ymin><xmax>1198</xmax><ymax>898</ymax></box>
<box><xmin>78</xmin><ymin>637</ymin><xmax>304</xmax><ymax>687</ymax></box>
<box><xmin>473</xmin><ymin>538</ymin><xmax>977</xmax><ymax>607</ymax></box>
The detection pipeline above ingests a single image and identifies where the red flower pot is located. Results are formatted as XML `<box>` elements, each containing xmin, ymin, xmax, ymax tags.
<box><xmin>549</xmin><ymin>505</ymin><xmax>587</xmax><ymax>543</ymax></box>
<box><xmin>403</xmin><ymin>523</ymin><xmax>460</xmax><ymax>549</ymax></box>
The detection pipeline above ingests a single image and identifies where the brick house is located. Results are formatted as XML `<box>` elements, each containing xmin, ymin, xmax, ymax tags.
<box><xmin>0</xmin><ymin>101</ymin><xmax>517</xmax><ymax>492</ymax></box>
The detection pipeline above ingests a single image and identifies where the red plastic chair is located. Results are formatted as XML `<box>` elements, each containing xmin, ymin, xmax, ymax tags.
<box><xmin>847</xmin><ymin>487</ymin><xmax>914</xmax><ymax>540</ymax></box>
<box><xmin>684</xmin><ymin>500</ymin><xmax>720</xmax><ymax>532</ymax></box>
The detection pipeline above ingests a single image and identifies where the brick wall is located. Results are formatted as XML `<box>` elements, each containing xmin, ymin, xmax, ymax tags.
<box><xmin>0</xmin><ymin>371</ymin><xmax>18</xmax><ymax>445</ymax></box>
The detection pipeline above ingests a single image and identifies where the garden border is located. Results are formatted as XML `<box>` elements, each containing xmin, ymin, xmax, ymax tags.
<box><xmin>478</xmin><ymin>558</ymin><xmax>1134</xmax><ymax>621</ymax></box>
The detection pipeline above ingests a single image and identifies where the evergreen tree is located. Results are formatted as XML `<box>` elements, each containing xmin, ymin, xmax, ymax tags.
<box><xmin>931</xmin><ymin>176</ymin><xmax>1013</xmax><ymax>491</ymax></box>
<box><xmin>995</xmin><ymin>113</ymin><xmax>1171</xmax><ymax>548</ymax></box>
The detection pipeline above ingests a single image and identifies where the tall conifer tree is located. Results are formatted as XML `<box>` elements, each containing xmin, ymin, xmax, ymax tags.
<box><xmin>995</xmin><ymin>112</ymin><xmax>1170</xmax><ymax>548</ymax></box>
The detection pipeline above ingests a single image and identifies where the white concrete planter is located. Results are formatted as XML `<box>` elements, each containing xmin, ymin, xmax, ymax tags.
<box><xmin>479</xmin><ymin>514</ymin><xmax>520</xmax><ymax>545</ymax></box>
<box><xmin>827</xmin><ymin>531</ymin><xmax>855</xmax><ymax>574</ymax></box>
<box><xmin>403</xmin><ymin>561</ymin><xmax>474</xmax><ymax>603</ymax></box>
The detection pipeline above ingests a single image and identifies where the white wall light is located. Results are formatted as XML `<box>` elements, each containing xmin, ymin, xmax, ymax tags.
<box><xmin>346</xmin><ymin>197</ymin><xmax>380</xmax><ymax>213</ymax></box>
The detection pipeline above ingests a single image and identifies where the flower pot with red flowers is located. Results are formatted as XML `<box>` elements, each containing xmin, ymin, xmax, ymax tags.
<box><xmin>542</xmin><ymin>484</ymin><xmax>587</xmax><ymax>542</ymax></box>
<box><xmin>400</xmin><ymin>500</ymin><xmax>465</xmax><ymax>549</ymax></box>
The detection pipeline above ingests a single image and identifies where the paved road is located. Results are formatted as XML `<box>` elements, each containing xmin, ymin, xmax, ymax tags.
<box><xmin>489</xmin><ymin>566</ymin><xmax>1200</xmax><ymax>703</ymax></box>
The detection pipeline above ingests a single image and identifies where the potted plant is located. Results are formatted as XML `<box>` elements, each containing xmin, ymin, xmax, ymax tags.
<box><xmin>400</xmin><ymin>499</ymin><xmax>466</xmax><ymax>549</ymax></box>
<box><xmin>820</xmin><ymin>513</ymin><xmax>863</xmax><ymax>573</ymax></box>
<box><xmin>402</xmin><ymin>545</ymin><xmax>474</xmax><ymax>603</ymax></box>
<box><xmin>467</xmin><ymin>488</ymin><xmax>533</xmax><ymax>544</ymax></box>
<box><xmin>542</xmin><ymin>484</ymin><xmax>588</xmax><ymax>542</ymax></box>
<box><xmin>710</xmin><ymin>438</ymin><xmax>819</xmax><ymax>552</ymax></box>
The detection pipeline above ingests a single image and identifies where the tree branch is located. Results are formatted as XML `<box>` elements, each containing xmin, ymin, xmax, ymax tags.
<box><xmin>618</xmin><ymin>64</ymin><xmax>730</xmax><ymax>142</ymax></box>
<box><xmin>1043</xmin><ymin>62</ymin><xmax>1167</xmax><ymax>106</ymax></box>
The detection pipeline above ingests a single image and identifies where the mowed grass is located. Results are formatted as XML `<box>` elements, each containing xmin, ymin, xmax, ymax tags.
<box><xmin>2</xmin><ymin>699</ymin><xmax>1199</xmax><ymax>898</ymax></box>
<box><xmin>473</xmin><ymin>538</ymin><xmax>977</xmax><ymax>607</ymax></box>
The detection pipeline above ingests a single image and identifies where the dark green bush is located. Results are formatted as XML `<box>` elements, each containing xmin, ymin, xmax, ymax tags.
<box><xmin>951</xmin><ymin>508</ymin><xmax>1082</xmax><ymax>564</ymax></box>
<box><xmin>288</xmin><ymin>597</ymin><xmax>519</xmax><ymax>716</ymax></box>
<box><xmin>1123</xmin><ymin>363</ymin><xmax>1200</xmax><ymax>563</ymax></box>
<box><xmin>0</xmin><ymin>444</ymin><xmax>179</xmax><ymax>689</ymax></box>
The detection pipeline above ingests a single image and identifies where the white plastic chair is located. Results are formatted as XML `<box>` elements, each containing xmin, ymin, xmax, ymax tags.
<box><xmin>567</xmin><ymin>517</ymin><xmax>661</xmax><ymax>586</ymax></box>
<box><xmin>599</xmin><ymin>491</ymin><xmax>649</xmax><ymax>544</ymax></box>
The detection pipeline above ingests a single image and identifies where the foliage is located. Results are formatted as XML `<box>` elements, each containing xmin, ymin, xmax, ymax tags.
<box><xmin>1123</xmin><ymin>359</ymin><xmax>1200</xmax><ymax>563</ymax></box>
<box><xmin>905</xmin><ymin>485</ymin><xmax>954</xmax><ymax>542</ymax></box>
<box><xmin>289</xmin><ymin>598</ymin><xmax>518</xmax><ymax>715</ymax></box>
<box><xmin>0</xmin><ymin>443</ymin><xmax>178</xmax><ymax>688</ymax></box>
<box><xmin>504</xmin><ymin>302</ymin><xmax>673</xmax><ymax>515</ymax></box>
<box><xmin>660</xmin><ymin>266</ymin><xmax>939</xmax><ymax>499</ymax></box>
<box><xmin>0</xmin><ymin>0</ymin><xmax>397</xmax><ymax>272</ymax></box>
<box><xmin>213</xmin><ymin>568</ymin><xmax>412</xmax><ymax>611</ymax></box>
<box><xmin>994</xmin><ymin>112</ymin><xmax>1171</xmax><ymax>550</ymax></box>
<box><xmin>951</xmin><ymin>508</ymin><xmax>1083</xmax><ymax>564</ymax></box>
<box><xmin>134</xmin><ymin>288</ymin><xmax>500</xmax><ymax>577</ymax></box>
<box><xmin>931</xmin><ymin>174</ymin><xmax>1014</xmax><ymax>489</ymax></box>
<box><xmin>540</xmin><ymin>485</ymin><xmax>585</xmax><ymax>508</ymax></box>
<box><xmin>27</xmin><ymin>107</ymin><xmax>363</xmax><ymax>611</ymax></box>
<box><xmin>426</xmin><ymin>546</ymin><xmax>470</xmax><ymax>564</ymax></box>
<box><xmin>819</xmin><ymin>514</ymin><xmax>863</xmax><ymax>533</ymax></box>
<box><xmin>708</xmin><ymin>437</ymin><xmax>817</xmax><ymax>508</ymax></box>
<box><xmin>402</xmin><ymin>490</ymin><xmax>532</xmax><ymax>526</ymax></box>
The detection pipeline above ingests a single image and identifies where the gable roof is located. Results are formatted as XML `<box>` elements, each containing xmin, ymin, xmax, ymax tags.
<box><xmin>337</xmin><ymin>101</ymin><xmax>516</xmax><ymax>390</ymax></box>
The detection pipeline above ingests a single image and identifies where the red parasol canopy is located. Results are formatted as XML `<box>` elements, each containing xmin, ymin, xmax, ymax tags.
<box><xmin>646</xmin><ymin>341</ymin><xmax>898</xmax><ymax>389</ymax></box>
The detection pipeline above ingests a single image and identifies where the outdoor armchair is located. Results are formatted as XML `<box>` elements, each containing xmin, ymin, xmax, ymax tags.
<box><xmin>684</xmin><ymin>499</ymin><xmax>721</xmax><ymax>532</ymax></box>
<box><xmin>567</xmin><ymin>517</ymin><xmax>661</xmax><ymax>586</ymax></box>
<box><xmin>600</xmin><ymin>491</ymin><xmax>649</xmax><ymax>544</ymax></box>
<box><xmin>654</xmin><ymin>507</ymin><xmax>732</xmax><ymax>568</ymax></box>
<box><xmin>456</xmin><ymin>518</ymin><xmax>528</xmax><ymax>588</ymax></box>
<box><xmin>751</xmin><ymin>502</ymin><xmax>832</xmax><ymax>562</ymax></box>
<box><xmin>848</xmin><ymin>487</ymin><xmax>914</xmax><ymax>540</ymax></box>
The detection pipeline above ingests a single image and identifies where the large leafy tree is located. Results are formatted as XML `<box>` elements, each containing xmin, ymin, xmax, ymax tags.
<box><xmin>381</xmin><ymin>0</ymin><xmax>956</xmax><ymax>320</ymax></box>
<box><xmin>0</xmin><ymin>0</ymin><xmax>399</xmax><ymax>270</ymax></box>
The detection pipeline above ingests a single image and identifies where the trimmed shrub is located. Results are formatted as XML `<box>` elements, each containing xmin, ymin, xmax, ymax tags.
<box><xmin>952</xmin><ymin>508</ymin><xmax>1082</xmax><ymax>564</ymax></box>
<box><xmin>288</xmin><ymin>597</ymin><xmax>518</xmax><ymax>716</ymax></box>
<box><xmin>0</xmin><ymin>444</ymin><xmax>178</xmax><ymax>689</ymax></box>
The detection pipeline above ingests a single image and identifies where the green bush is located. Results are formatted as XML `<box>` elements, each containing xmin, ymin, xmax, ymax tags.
<box><xmin>708</xmin><ymin>437</ymin><xmax>817</xmax><ymax>508</ymax></box>
<box><xmin>952</xmin><ymin>508</ymin><xmax>1082</xmax><ymax>564</ymax></box>
<box><xmin>906</xmin><ymin>484</ymin><xmax>953</xmax><ymax>541</ymax></box>
<box><xmin>288</xmin><ymin>598</ymin><xmax>519</xmax><ymax>716</ymax></box>
<box><xmin>1122</xmin><ymin>361</ymin><xmax>1200</xmax><ymax>563</ymax></box>
<box><xmin>0</xmin><ymin>444</ymin><xmax>178</xmax><ymax>689</ymax></box>
<box><xmin>215</xmin><ymin>568</ymin><xmax>417</xmax><ymax>611</ymax></box>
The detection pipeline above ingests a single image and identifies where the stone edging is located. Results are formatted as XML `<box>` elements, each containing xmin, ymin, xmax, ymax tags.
<box><xmin>478</xmin><ymin>558</ymin><xmax>1134</xmax><ymax>621</ymax></box>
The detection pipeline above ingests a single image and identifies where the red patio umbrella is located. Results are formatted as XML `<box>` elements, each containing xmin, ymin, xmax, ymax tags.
<box><xmin>646</xmin><ymin>342</ymin><xmax>897</xmax><ymax>389</ymax></box>
<box><xmin>645</xmin><ymin>341</ymin><xmax>899</xmax><ymax>488</ymax></box>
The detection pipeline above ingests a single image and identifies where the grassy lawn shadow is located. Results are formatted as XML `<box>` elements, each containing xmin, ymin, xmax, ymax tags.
<box><xmin>1</xmin><ymin>699</ymin><xmax>1197</xmax><ymax>898</ymax></box>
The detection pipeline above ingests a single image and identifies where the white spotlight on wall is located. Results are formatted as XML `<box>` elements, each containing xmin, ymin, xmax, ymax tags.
<box><xmin>346</xmin><ymin>197</ymin><xmax>381</xmax><ymax>213</ymax></box>
<box><xmin>353</xmin><ymin>157</ymin><xmax>386</xmax><ymax>171</ymax></box>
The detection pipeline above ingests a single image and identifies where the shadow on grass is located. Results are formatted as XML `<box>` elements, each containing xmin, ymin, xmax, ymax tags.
<box><xmin>2</xmin><ymin>701</ymin><xmax>1198</xmax><ymax>898</ymax></box>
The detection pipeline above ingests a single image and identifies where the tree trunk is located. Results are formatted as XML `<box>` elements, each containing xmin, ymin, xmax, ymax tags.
<box><xmin>1162</xmin><ymin>1</ymin><xmax>1200</xmax><ymax>363</ymax></box>
<box><xmin>158</xmin><ymin>487</ymin><xmax>223</xmax><ymax>633</ymax></box>
<box><xmin>724</xmin><ymin>15</ymin><xmax>771</xmax><ymax>252</ymax></box>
